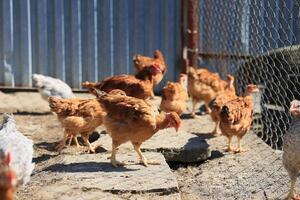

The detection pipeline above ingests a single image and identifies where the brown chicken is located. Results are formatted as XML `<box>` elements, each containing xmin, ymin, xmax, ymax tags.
<box><xmin>209</xmin><ymin>75</ymin><xmax>236</xmax><ymax>135</ymax></box>
<box><xmin>82</xmin><ymin>65</ymin><xmax>161</xmax><ymax>100</ymax></box>
<box><xmin>48</xmin><ymin>97</ymin><xmax>106</xmax><ymax>153</ymax></box>
<box><xmin>95</xmin><ymin>90</ymin><xmax>181</xmax><ymax>167</ymax></box>
<box><xmin>133</xmin><ymin>50</ymin><xmax>167</xmax><ymax>96</ymax></box>
<box><xmin>219</xmin><ymin>84</ymin><xmax>259</xmax><ymax>153</ymax></box>
<box><xmin>160</xmin><ymin>80</ymin><xmax>188</xmax><ymax>116</ymax></box>
<box><xmin>0</xmin><ymin>151</ymin><xmax>16</xmax><ymax>200</ymax></box>
<box><xmin>283</xmin><ymin>100</ymin><xmax>300</xmax><ymax>200</ymax></box>
<box><xmin>187</xmin><ymin>66</ymin><xmax>228</xmax><ymax>117</ymax></box>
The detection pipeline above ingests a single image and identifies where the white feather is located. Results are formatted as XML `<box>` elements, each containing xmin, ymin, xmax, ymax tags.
<box><xmin>0</xmin><ymin>114</ymin><xmax>34</xmax><ymax>186</ymax></box>
<box><xmin>32</xmin><ymin>74</ymin><xmax>75</xmax><ymax>100</ymax></box>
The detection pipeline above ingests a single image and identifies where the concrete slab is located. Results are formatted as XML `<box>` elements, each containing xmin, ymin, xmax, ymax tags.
<box><xmin>18</xmin><ymin>152</ymin><xmax>179</xmax><ymax>200</ymax></box>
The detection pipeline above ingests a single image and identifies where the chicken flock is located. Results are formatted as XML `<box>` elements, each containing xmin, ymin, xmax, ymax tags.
<box><xmin>1</xmin><ymin>50</ymin><xmax>297</xmax><ymax>200</ymax></box>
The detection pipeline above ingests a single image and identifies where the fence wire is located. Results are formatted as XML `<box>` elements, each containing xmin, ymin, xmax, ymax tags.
<box><xmin>198</xmin><ymin>0</ymin><xmax>300</xmax><ymax>150</ymax></box>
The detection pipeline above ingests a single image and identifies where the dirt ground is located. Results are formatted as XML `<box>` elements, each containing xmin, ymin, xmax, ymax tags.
<box><xmin>0</xmin><ymin>92</ymin><xmax>295</xmax><ymax>200</ymax></box>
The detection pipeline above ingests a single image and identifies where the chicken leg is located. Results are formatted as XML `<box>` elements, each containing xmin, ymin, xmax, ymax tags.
<box><xmin>212</xmin><ymin>121</ymin><xmax>221</xmax><ymax>136</ymax></box>
<box><xmin>234</xmin><ymin>137</ymin><xmax>246</xmax><ymax>153</ymax></box>
<box><xmin>111</xmin><ymin>141</ymin><xmax>125</xmax><ymax>167</ymax></box>
<box><xmin>132</xmin><ymin>142</ymin><xmax>160</xmax><ymax>167</ymax></box>
<box><xmin>204</xmin><ymin>103</ymin><xmax>211</xmax><ymax>114</ymax></box>
<box><xmin>55</xmin><ymin>130</ymin><xmax>68</xmax><ymax>151</ymax></box>
<box><xmin>191</xmin><ymin>99</ymin><xmax>198</xmax><ymax>118</ymax></box>
<box><xmin>224</xmin><ymin>136</ymin><xmax>234</xmax><ymax>152</ymax></box>
<box><xmin>287</xmin><ymin>172</ymin><xmax>300</xmax><ymax>200</ymax></box>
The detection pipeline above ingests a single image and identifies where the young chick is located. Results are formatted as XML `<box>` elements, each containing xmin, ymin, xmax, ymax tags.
<box><xmin>0</xmin><ymin>151</ymin><xmax>17</xmax><ymax>200</ymax></box>
<box><xmin>219</xmin><ymin>84</ymin><xmax>259</xmax><ymax>153</ymax></box>
<box><xmin>0</xmin><ymin>114</ymin><xmax>34</xmax><ymax>186</ymax></box>
<box><xmin>160</xmin><ymin>81</ymin><xmax>188</xmax><ymax>116</ymax></box>
<box><xmin>32</xmin><ymin>74</ymin><xmax>75</xmax><ymax>100</ymax></box>
<box><xmin>95</xmin><ymin>90</ymin><xmax>181</xmax><ymax>167</ymax></box>
<box><xmin>283</xmin><ymin>100</ymin><xmax>300</xmax><ymax>200</ymax></box>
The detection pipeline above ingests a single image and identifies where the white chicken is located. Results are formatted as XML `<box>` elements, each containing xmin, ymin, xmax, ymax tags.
<box><xmin>32</xmin><ymin>74</ymin><xmax>75</xmax><ymax>100</ymax></box>
<box><xmin>283</xmin><ymin>100</ymin><xmax>300</xmax><ymax>200</ymax></box>
<box><xmin>0</xmin><ymin>114</ymin><xmax>34</xmax><ymax>186</ymax></box>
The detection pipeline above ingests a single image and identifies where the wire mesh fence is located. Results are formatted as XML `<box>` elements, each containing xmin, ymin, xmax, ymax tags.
<box><xmin>198</xmin><ymin>0</ymin><xmax>300</xmax><ymax>150</ymax></box>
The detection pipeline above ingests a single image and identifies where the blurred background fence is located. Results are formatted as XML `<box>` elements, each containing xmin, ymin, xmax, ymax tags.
<box><xmin>195</xmin><ymin>0</ymin><xmax>300</xmax><ymax>149</ymax></box>
<box><xmin>0</xmin><ymin>0</ymin><xmax>181</xmax><ymax>89</ymax></box>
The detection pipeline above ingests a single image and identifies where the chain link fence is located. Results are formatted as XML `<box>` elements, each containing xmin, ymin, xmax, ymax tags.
<box><xmin>198</xmin><ymin>0</ymin><xmax>300</xmax><ymax>150</ymax></box>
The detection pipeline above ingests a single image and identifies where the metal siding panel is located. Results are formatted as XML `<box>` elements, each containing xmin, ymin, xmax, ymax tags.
<box><xmin>54</xmin><ymin>0</ymin><xmax>65</xmax><ymax>80</ymax></box>
<box><xmin>1</xmin><ymin>0</ymin><xmax>14</xmax><ymax>86</ymax></box>
<box><xmin>128</xmin><ymin>0</ymin><xmax>146</xmax><ymax>75</ymax></box>
<box><xmin>113</xmin><ymin>0</ymin><xmax>129</xmax><ymax>75</ymax></box>
<box><xmin>64</xmin><ymin>0</ymin><xmax>72</xmax><ymax>86</ymax></box>
<box><xmin>13</xmin><ymin>0</ymin><xmax>32</xmax><ymax>87</ymax></box>
<box><xmin>37</xmin><ymin>0</ymin><xmax>48</xmax><ymax>74</ymax></box>
<box><xmin>0</xmin><ymin>0</ymin><xmax>182</xmax><ymax>89</ymax></box>
<box><xmin>70</xmin><ymin>0</ymin><xmax>82</xmax><ymax>88</ymax></box>
<box><xmin>81</xmin><ymin>0</ymin><xmax>97</xmax><ymax>83</ymax></box>
<box><xmin>47</xmin><ymin>0</ymin><xmax>55</xmax><ymax>77</ymax></box>
<box><xmin>97</xmin><ymin>0</ymin><xmax>113</xmax><ymax>80</ymax></box>
<box><xmin>174</xmin><ymin>0</ymin><xmax>182</xmax><ymax>78</ymax></box>
<box><xmin>30</xmin><ymin>0</ymin><xmax>38</xmax><ymax>75</ymax></box>
<box><xmin>0</xmin><ymin>1</ymin><xmax>2</xmax><ymax>85</ymax></box>
<box><xmin>160</xmin><ymin>0</ymin><xmax>173</xmax><ymax>89</ymax></box>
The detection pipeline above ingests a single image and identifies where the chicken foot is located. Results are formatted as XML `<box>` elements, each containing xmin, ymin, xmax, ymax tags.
<box><xmin>82</xmin><ymin>133</ymin><xmax>95</xmax><ymax>153</ymax></box>
<box><xmin>133</xmin><ymin>142</ymin><xmax>160</xmax><ymax>167</ymax></box>
<box><xmin>287</xmin><ymin>175</ymin><xmax>300</xmax><ymax>200</ymax></box>
<box><xmin>111</xmin><ymin>141</ymin><xmax>125</xmax><ymax>167</ymax></box>
<box><xmin>234</xmin><ymin>137</ymin><xmax>246</xmax><ymax>153</ymax></box>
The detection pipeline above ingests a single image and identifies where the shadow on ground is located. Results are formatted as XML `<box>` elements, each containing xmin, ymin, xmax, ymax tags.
<box><xmin>44</xmin><ymin>162</ymin><xmax>138</xmax><ymax>173</ymax></box>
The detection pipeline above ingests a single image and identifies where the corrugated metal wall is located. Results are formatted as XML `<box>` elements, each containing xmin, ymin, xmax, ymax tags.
<box><xmin>0</xmin><ymin>0</ymin><xmax>182</xmax><ymax>90</ymax></box>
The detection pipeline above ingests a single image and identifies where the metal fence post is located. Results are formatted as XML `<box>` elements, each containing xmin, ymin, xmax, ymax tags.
<box><xmin>186</xmin><ymin>0</ymin><xmax>199</xmax><ymax>67</ymax></box>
